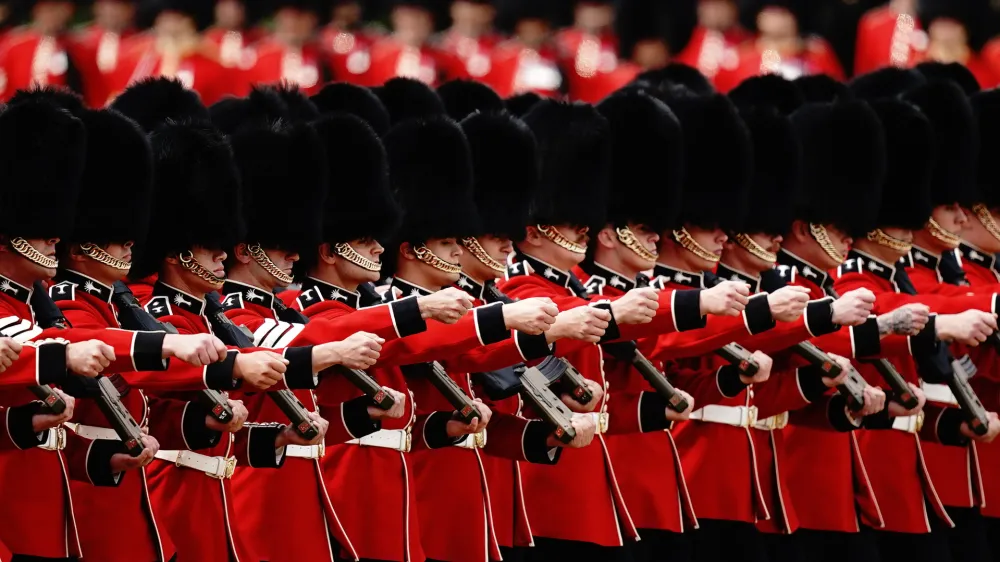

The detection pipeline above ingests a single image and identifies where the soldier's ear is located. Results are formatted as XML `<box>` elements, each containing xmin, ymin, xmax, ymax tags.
<box><xmin>523</xmin><ymin>226</ymin><xmax>543</xmax><ymax>248</ymax></box>
<box><xmin>596</xmin><ymin>226</ymin><xmax>617</xmax><ymax>249</ymax></box>
<box><xmin>789</xmin><ymin>220</ymin><xmax>810</xmax><ymax>243</ymax></box>
<box><xmin>67</xmin><ymin>244</ymin><xmax>88</xmax><ymax>263</ymax></box>
<box><xmin>232</xmin><ymin>243</ymin><xmax>253</xmax><ymax>265</ymax></box>
<box><xmin>318</xmin><ymin>243</ymin><xmax>337</xmax><ymax>265</ymax></box>
<box><xmin>399</xmin><ymin>242</ymin><xmax>417</xmax><ymax>261</ymax></box>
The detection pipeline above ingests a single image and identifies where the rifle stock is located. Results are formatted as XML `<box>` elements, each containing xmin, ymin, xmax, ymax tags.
<box><xmin>521</xmin><ymin>366</ymin><xmax>576</xmax><ymax>444</ymax></box>
<box><xmin>862</xmin><ymin>359</ymin><xmax>919</xmax><ymax>409</ymax></box>
<box><xmin>603</xmin><ymin>341</ymin><xmax>688</xmax><ymax>412</ymax></box>
<box><xmin>949</xmin><ymin>356</ymin><xmax>990</xmax><ymax>437</ymax></box>
<box><xmin>792</xmin><ymin>341</ymin><xmax>865</xmax><ymax>412</ymax></box>
<box><xmin>716</xmin><ymin>342</ymin><xmax>759</xmax><ymax>377</ymax></box>
<box><xmin>29</xmin><ymin>384</ymin><xmax>66</xmax><ymax>415</ymax></box>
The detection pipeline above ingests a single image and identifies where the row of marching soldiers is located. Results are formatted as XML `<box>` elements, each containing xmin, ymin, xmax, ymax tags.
<box><xmin>2</xmin><ymin>62</ymin><xmax>1000</xmax><ymax>562</ymax></box>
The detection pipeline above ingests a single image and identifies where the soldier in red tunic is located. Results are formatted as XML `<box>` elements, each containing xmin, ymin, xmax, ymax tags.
<box><xmin>483</xmin><ymin>1</ymin><xmax>563</xmax><ymax>98</ymax></box>
<box><xmin>68</xmin><ymin>0</ymin><xmax>138</xmax><ymax>107</ymax></box>
<box><xmin>910</xmin><ymin>1</ymin><xmax>998</xmax><ymax>89</ymax></box>
<box><xmin>854</xmin><ymin>0</ymin><xmax>924</xmax><ymax>75</ymax></box>
<box><xmin>674</xmin><ymin>0</ymin><xmax>752</xmax><ymax>89</ymax></box>
<box><xmin>437</xmin><ymin>0</ymin><xmax>501</xmax><ymax>82</ymax></box>
<box><xmin>554</xmin><ymin>0</ymin><xmax>640</xmax><ymax>102</ymax></box>
<box><xmin>244</xmin><ymin>0</ymin><xmax>333</xmax><ymax>97</ymax></box>
<box><xmin>367</xmin><ymin>0</ymin><xmax>462</xmax><ymax>87</ymax></box>
<box><xmin>319</xmin><ymin>0</ymin><xmax>381</xmax><ymax>86</ymax></box>
<box><xmin>202</xmin><ymin>0</ymin><xmax>266</xmax><ymax>74</ymax></box>
<box><xmin>0</xmin><ymin>0</ymin><xmax>82</xmax><ymax>101</ymax></box>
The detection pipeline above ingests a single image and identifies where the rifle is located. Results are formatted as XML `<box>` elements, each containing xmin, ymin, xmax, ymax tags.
<box><xmin>111</xmin><ymin>282</ymin><xmax>234</xmax><ymax>423</ymax></box>
<box><xmin>32</xmin><ymin>282</ymin><xmax>144</xmax><ymax>456</ymax></box>
<box><xmin>949</xmin><ymin>355</ymin><xmax>990</xmax><ymax>437</ymax></box>
<box><xmin>715</xmin><ymin>342</ymin><xmax>760</xmax><ymax>378</ymax></box>
<box><xmin>400</xmin><ymin>362</ymin><xmax>482</xmax><ymax>424</ymax></box>
<box><xmin>792</xmin><ymin>341</ymin><xmax>867</xmax><ymax>412</ymax></box>
<box><xmin>203</xmin><ymin>293</ymin><xmax>319</xmax><ymax>440</ymax></box>
<box><xmin>520</xmin><ymin>366</ymin><xmax>576</xmax><ymax>444</ymax></box>
<box><xmin>603</xmin><ymin>341</ymin><xmax>689</xmax><ymax>412</ymax></box>
<box><xmin>270</xmin><ymin>295</ymin><xmax>395</xmax><ymax>410</ymax></box>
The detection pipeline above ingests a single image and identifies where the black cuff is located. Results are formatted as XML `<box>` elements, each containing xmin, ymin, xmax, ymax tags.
<box><xmin>422</xmin><ymin>411</ymin><xmax>462</xmax><ymax>449</ymax></box>
<box><xmin>86</xmin><ymin>439</ymin><xmax>127</xmax><ymax>487</ymax></box>
<box><xmin>936</xmin><ymin>408</ymin><xmax>971</xmax><ymax>447</ymax></box>
<box><xmin>205</xmin><ymin>350</ymin><xmax>240</xmax><ymax>390</ymax></box>
<box><xmin>5</xmin><ymin>402</ymin><xmax>47</xmax><ymax>450</ymax></box>
<box><xmin>851</xmin><ymin>318</ymin><xmax>881</xmax><ymax>358</ymax></box>
<box><xmin>743</xmin><ymin>293</ymin><xmax>775</xmax><ymax>335</ymax></box>
<box><xmin>805</xmin><ymin>298</ymin><xmax>839</xmax><ymax>336</ymax></box>
<box><xmin>593</xmin><ymin>302</ymin><xmax>621</xmax><ymax>343</ymax></box>
<box><xmin>183</xmin><ymin>401</ymin><xmax>222</xmax><ymax>450</ymax></box>
<box><xmin>909</xmin><ymin>316</ymin><xmax>939</xmax><ymax>357</ymax></box>
<box><xmin>282</xmin><ymin>346</ymin><xmax>318</xmax><ymax>389</ymax></box>
<box><xmin>476</xmin><ymin>302</ymin><xmax>511</xmax><ymax>345</ymax></box>
<box><xmin>35</xmin><ymin>340</ymin><xmax>68</xmax><ymax>385</ymax></box>
<box><xmin>674</xmin><ymin>289</ymin><xmax>707</xmax><ymax>332</ymax></box>
<box><xmin>246</xmin><ymin>423</ymin><xmax>288</xmax><ymax>468</ymax></box>
<box><xmin>717</xmin><ymin>365</ymin><xmax>748</xmax><ymax>398</ymax></box>
<box><xmin>638</xmin><ymin>391</ymin><xmax>671</xmax><ymax>432</ymax></box>
<box><xmin>797</xmin><ymin>366</ymin><xmax>832</xmax><ymax>403</ymax></box>
<box><xmin>132</xmin><ymin>332</ymin><xmax>168</xmax><ymax>371</ymax></box>
<box><xmin>826</xmin><ymin>395</ymin><xmax>861</xmax><ymax>433</ymax></box>
<box><xmin>862</xmin><ymin>407</ymin><xmax>894</xmax><ymax>430</ymax></box>
<box><xmin>515</xmin><ymin>331</ymin><xmax>552</xmax><ymax>361</ymax></box>
<box><xmin>523</xmin><ymin>420</ymin><xmax>562</xmax><ymax>465</ymax></box>
<box><xmin>343</xmin><ymin>395</ymin><xmax>380</xmax><ymax>439</ymax></box>
<box><xmin>391</xmin><ymin>297</ymin><xmax>427</xmax><ymax>338</ymax></box>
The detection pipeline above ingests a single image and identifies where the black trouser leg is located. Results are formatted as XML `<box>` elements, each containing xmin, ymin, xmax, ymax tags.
<box><xmin>10</xmin><ymin>557</ymin><xmax>78</xmax><ymax>562</ymax></box>
<box><xmin>527</xmin><ymin>537</ymin><xmax>632</xmax><ymax>562</ymax></box>
<box><xmin>625</xmin><ymin>528</ymin><xmax>692</xmax><ymax>562</ymax></box>
<box><xmin>690</xmin><ymin>519</ymin><xmax>769</xmax><ymax>562</ymax></box>
<box><xmin>870</xmin><ymin>517</ymin><xmax>953</xmax><ymax>562</ymax></box>
<box><xmin>787</xmin><ymin>528</ymin><xmax>881</xmax><ymax>562</ymax></box>
<box><xmin>944</xmin><ymin>506</ymin><xmax>991</xmax><ymax>562</ymax></box>
<box><xmin>498</xmin><ymin>546</ymin><xmax>526</xmax><ymax>562</ymax></box>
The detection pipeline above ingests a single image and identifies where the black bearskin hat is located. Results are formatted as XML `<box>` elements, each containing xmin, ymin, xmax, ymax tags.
<box><xmin>522</xmin><ymin>99</ymin><xmax>612</xmax><ymax>229</ymax></box>
<box><xmin>230</xmin><ymin>121</ymin><xmax>328</xmax><ymax>256</ymax></box>
<box><xmin>596</xmin><ymin>90</ymin><xmax>683</xmax><ymax>232</ymax></box>
<box><xmin>729</xmin><ymin>74</ymin><xmax>804</xmax><ymax>115</ymax></box>
<box><xmin>384</xmin><ymin>116</ymin><xmax>480</xmax><ymax>245</ymax></box>
<box><xmin>791</xmin><ymin>101</ymin><xmax>886</xmax><ymax>238</ymax></box>
<box><xmin>0</xmin><ymin>100</ymin><xmax>86</xmax><ymax>240</ymax></box>
<box><xmin>8</xmin><ymin>85</ymin><xmax>85</xmax><ymax>117</ymax></box>
<box><xmin>67</xmin><ymin>109</ymin><xmax>154</xmax><ymax>248</ymax></box>
<box><xmin>374</xmin><ymin>77</ymin><xmax>446</xmax><ymax>126</ymax></box>
<box><xmin>661</xmin><ymin>88</ymin><xmax>752</xmax><ymax>231</ymax></box>
<box><xmin>110</xmin><ymin>77</ymin><xmax>209</xmax><ymax>133</ymax></box>
<box><xmin>902</xmin><ymin>80</ymin><xmax>978</xmax><ymax>207</ymax></box>
<box><xmin>739</xmin><ymin>106</ymin><xmax>801</xmax><ymax>235</ymax></box>
<box><xmin>133</xmin><ymin>121</ymin><xmax>243</xmax><ymax>278</ymax></box>
<box><xmin>633</xmin><ymin>62</ymin><xmax>715</xmax><ymax>96</ymax></box>
<box><xmin>461</xmin><ymin>111</ymin><xmax>538</xmax><ymax>240</ymax></box>
<box><xmin>505</xmin><ymin>91</ymin><xmax>542</xmax><ymax>117</ymax></box>
<box><xmin>849</xmin><ymin>67</ymin><xmax>927</xmax><ymax>101</ymax></box>
<box><xmin>209</xmin><ymin>86</ymin><xmax>287</xmax><ymax>134</ymax></box>
<box><xmin>268</xmin><ymin>82</ymin><xmax>321</xmax><ymax>122</ymax></box>
<box><xmin>438</xmin><ymin>79</ymin><xmax>504</xmax><ymax>121</ymax></box>
<box><xmin>312</xmin><ymin>114</ymin><xmax>399</xmax><ymax>247</ymax></box>
<box><xmin>916</xmin><ymin>61</ymin><xmax>981</xmax><ymax>95</ymax></box>
<box><xmin>793</xmin><ymin>74</ymin><xmax>853</xmax><ymax>103</ymax></box>
<box><xmin>869</xmin><ymin>98</ymin><xmax>935</xmax><ymax>230</ymax></box>
<box><xmin>971</xmin><ymin>89</ymin><xmax>1000</xmax><ymax>209</ymax></box>
<box><xmin>311</xmin><ymin>82</ymin><xmax>391</xmax><ymax>137</ymax></box>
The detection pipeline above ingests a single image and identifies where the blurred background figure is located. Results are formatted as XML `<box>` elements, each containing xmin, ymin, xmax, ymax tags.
<box><xmin>674</xmin><ymin>0</ymin><xmax>751</xmax><ymax>85</ymax></box>
<box><xmin>320</xmin><ymin>0</ymin><xmax>381</xmax><ymax>85</ymax></box>
<box><xmin>245</xmin><ymin>0</ymin><xmax>332</xmax><ymax>96</ymax></box>
<box><xmin>0</xmin><ymin>0</ymin><xmax>79</xmax><ymax>100</ymax></box>
<box><xmin>202</xmin><ymin>0</ymin><xmax>265</xmax><ymax>71</ymax></box>
<box><xmin>70</xmin><ymin>0</ymin><xmax>137</xmax><ymax>106</ymax></box>
<box><xmin>366</xmin><ymin>0</ymin><xmax>459</xmax><ymax>86</ymax></box>
<box><xmin>487</xmin><ymin>0</ymin><xmax>564</xmax><ymax>97</ymax></box>
<box><xmin>910</xmin><ymin>0</ymin><xmax>997</xmax><ymax>88</ymax></box>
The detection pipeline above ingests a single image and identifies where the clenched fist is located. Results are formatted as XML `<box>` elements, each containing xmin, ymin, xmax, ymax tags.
<box><xmin>766</xmin><ymin>286</ymin><xmax>810</xmax><ymax>322</ymax></box>
<box><xmin>0</xmin><ymin>337</ymin><xmax>21</xmax><ymax>372</ymax></box>
<box><xmin>206</xmin><ymin>398</ymin><xmax>248</xmax><ymax>432</ymax></box>
<box><xmin>321</xmin><ymin>332</ymin><xmax>384</xmax><ymax>370</ymax></box>
<box><xmin>739</xmin><ymin>351</ymin><xmax>773</xmax><ymax>385</ymax></box>
<box><xmin>162</xmin><ymin>333</ymin><xmax>227</xmax><ymax>366</ymax></box>
<box><xmin>936</xmin><ymin>310</ymin><xmax>998</xmax><ymax>346</ymax></box>
<box><xmin>560</xmin><ymin>379</ymin><xmax>605</xmax><ymax>413</ymax></box>
<box><xmin>963</xmin><ymin>412</ymin><xmax>1000</xmax><ymax>443</ymax></box>
<box><xmin>31</xmin><ymin>387</ymin><xmax>74</xmax><ymax>432</ymax></box>
<box><xmin>446</xmin><ymin>398</ymin><xmax>493</xmax><ymax>436</ymax></box>
<box><xmin>368</xmin><ymin>387</ymin><xmax>407</xmax><ymax>420</ymax></box>
<box><xmin>877</xmin><ymin>304</ymin><xmax>930</xmax><ymax>337</ymax></box>
<box><xmin>665</xmin><ymin>389</ymin><xmax>695</xmax><ymax>422</ymax></box>
<box><xmin>831</xmin><ymin>288</ymin><xmax>876</xmax><ymax>327</ymax></box>
<box><xmin>700</xmin><ymin>280</ymin><xmax>750</xmax><ymax>317</ymax></box>
<box><xmin>417</xmin><ymin>288</ymin><xmax>474</xmax><ymax>324</ymax></box>
<box><xmin>611</xmin><ymin>287</ymin><xmax>659</xmax><ymax>325</ymax></box>
<box><xmin>821</xmin><ymin>354</ymin><xmax>852</xmax><ymax>388</ymax></box>
<box><xmin>111</xmin><ymin>430</ymin><xmax>160</xmax><ymax>472</ymax></box>
<box><xmin>234</xmin><ymin>351</ymin><xmax>288</xmax><ymax>391</ymax></box>
<box><xmin>276</xmin><ymin>412</ymin><xmax>330</xmax><ymax>447</ymax></box>
<box><xmin>887</xmin><ymin>383</ymin><xmax>925</xmax><ymax>417</ymax></box>
<box><xmin>502</xmin><ymin>297</ymin><xmax>559</xmax><ymax>335</ymax></box>
<box><xmin>547</xmin><ymin>306</ymin><xmax>611</xmax><ymax>343</ymax></box>
<box><xmin>858</xmin><ymin>385</ymin><xmax>886</xmax><ymax>417</ymax></box>
<box><xmin>548</xmin><ymin>413</ymin><xmax>597</xmax><ymax>448</ymax></box>
<box><xmin>67</xmin><ymin>340</ymin><xmax>116</xmax><ymax>377</ymax></box>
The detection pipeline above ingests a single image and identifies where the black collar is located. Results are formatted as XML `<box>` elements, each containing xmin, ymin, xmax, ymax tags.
<box><xmin>715</xmin><ymin>263</ymin><xmax>762</xmax><ymax>293</ymax></box>
<box><xmin>579</xmin><ymin>260</ymin><xmax>637</xmax><ymax>293</ymax></box>
<box><xmin>57</xmin><ymin>270</ymin><xmax>113</xmax><ymax>303</ymax></box>
<box><xmin>221</xmin><ymin>280</ymin><xmax>275</xmax><ymax>311</ymax></box>
<box><xmin>848</xmin><ymin>250</ymin><xmax>895</xmax><ymax>283</ymax></box>
<box><xmin>959</xmin><ymin>243</ymin><xmax>998</xmax><ymax>273</ymax></box>
<box><xmin>151</xmin><ymin>281</ymin><xmax>206</xmax><ymax>316</ymax></box>
<box><xmin>508</xmin><ymin>252</ymin><xmax>573</xmax><ymax>289</ymax></box>
<box><xmin>456</xmin><ymin>273</ymin><xmax>486</xmax><ymax>300</ymax></box>
<box><xmin>776</xmin><ymin>249</ymin><xmax>830</xmax><ymax>289</ymax></box>
<box><xmin>0</xmin><ymin>274</ymin><xmax>31</xmax><ymax>303</ymax></box>
<box><xmin>391</xmin><ymin>277</ymin><xmax>434</xmax><ymax>299</ymax></box>
<box><xmin>905</xmin><ymin>246</ymin><xmax>940</xmax><ymax>272</ymax></box>
<box><xmin>652</xmin><ymin>262</ymin><xmax>705</xmax><ymax>289</ymax></box>
<box><xmin>297</xmin><ymin>277</ymin><xmax>361</xmax><ymax>309</ymax></box>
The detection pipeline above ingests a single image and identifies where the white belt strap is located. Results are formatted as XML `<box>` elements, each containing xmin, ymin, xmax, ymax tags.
<box><xmin>921</xmin><ymin>382</ymin><xmax>958</xmax><ymax>406</ymax></box>
<box><xmin>155</xmin><ymin>450</ymin><xmax>237</xmax><ymax>479</ymax></box>
<box><xmin>587</xmin><ymin>412</ymin><xmax>609</xmax><ymax>434</ymax></box>
<box><xmin>891</xmin><ymin>413</ymin><xmax>925</xmax><ymax>434</ymax></box>
<box><xmin>690</xmin><ymin>405</ymin><xmax>758</xmax><ymax>429</ymax></box>
<box><xmin>753</xmin><ymin>411</ymin><xmax>789</xmax><ymax>431</ymax></box>
<box><xmin>64</xmin><ymin>422</ymin><xmax>119</xmax><ymax>441</ymax></box>
<box><xmin>38</xmin><ymin>426</ymin><xmax>66</xmax><ymax>451</ymax></box>
<box><xmin>346</xmin><ymin>429</ymin><xmax>412</xmax><ymax>453</ymax></box>
<box><xmin>454</xmin><ymin>430</ymin><xmax>487</xmax><ymax>449</ymax></box>
<box><xmin>285</xmin><ymin>443</ymin><xmax>325</xmax><ymax>459</ymax></box>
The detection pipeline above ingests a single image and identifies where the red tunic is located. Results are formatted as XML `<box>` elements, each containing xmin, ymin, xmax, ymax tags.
<box><xmin>482</xmin><ymin>39</ymin><xmax>562</xmax><ymax>98</ymax></box>
<box><xmin>553</xmin><ymin>28</ymin><xmax>637</xmax><ymax>103</ymax></box>
<box><xmin>366</xmin><ymin>37</ymin><xmax>463</xmax><ymax>87</ymax></box>
<box><xmin>68</xmin><ymin>25</ymin><xmax>137</xmax><ymax>107</ymax></box>
<box><xmin>854</xmin><ymin>5</ymin><xmax>926</xmax><ymax>76</ymax></box>
<box><xmin>111</xmin><ymin>36</ymin><xmax>236</xmax><ymax>106</ymax></box>
<box><xmin>202</xmin><ymin>27</ymin><xmax>264</xmax><ymax>70</ymax></box>
<box><xmin>714</xmin><ymin>38</ymin><xmax>845</xmax><ymax>93</ymax></box>
<box><xmin>243</xmin><ymin>38</ymin><xmax>331</xmax><ymax>97</ymax></box>
<box><xmin>674</xmin><ymin>25</ymin><xmax>753</xmax><ymax>87</ymax></box>
<box><xmin>0</xmin><ymin>28</ymin><xmax>80</xmax><ymax>101</ymax></box>
<box><xmin>320</xmin><ymin>25</ymin><xmax>379</xmax><ymax>86</ymax></box>
<box><xmin>435</xmin><ymin>30</ymin><xmax>501</xmax><ymax>82</ymax></box>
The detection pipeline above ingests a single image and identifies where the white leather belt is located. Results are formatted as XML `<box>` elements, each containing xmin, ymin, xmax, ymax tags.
<box><xmin>753</xmin><ymin>412</ymin><xmax>789</xmax><ymax>431</ymax></box>
<box><xmin>587</xmin><ymin>412</ymin><xmax>609</xmax><ymax>434</ymax></box>
<box><xmin>346</xmin><ymin>429</ymin><xmax>412</xmax><ymax>453</ymax></box>
<box><xmin>64</xmin><ymin>422</ymin><xmax>119</xmax><ymax>441</ymax></box>
<box><xmin>454</xmin><ymin>430</ymin><xmax>487</xmax><ymax>449</ymax></box>
<box><xmin>38</xmin><ymin>426</ymin><xmax>66</xmax><ymax>451</ymax></box>
<box><xmin>690</xmin><ymin>405</ymin><xmax>758</xmax><ymax>429</ymax></box>
<box><xmin>891</xmin><ymin>413</ymin><xmax>925</xmax><ymax>434</ymax></box>
<box><xmin>921</xmin><ymin>382</ymin><xmax>958</xmax><ymax>406</ymax></box>
<box><xmin>286</xmin><ymin>443</ymin><xmax>325</xmax><ymax>459</ymax></box>
<box><xmin>154</xmin><ymin>450</ymin><xmax>237</xmax><ymax>479</ymax></box>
